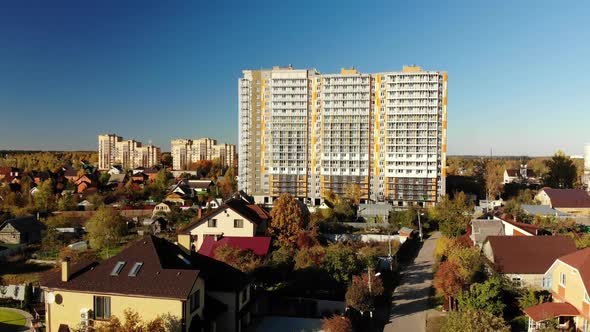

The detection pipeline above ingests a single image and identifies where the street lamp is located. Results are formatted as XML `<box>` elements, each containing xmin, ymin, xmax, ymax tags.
<box><xmin>417</xmin><ymin>209</ymin><xmax>425</xmax><ymax>242</ymax></box>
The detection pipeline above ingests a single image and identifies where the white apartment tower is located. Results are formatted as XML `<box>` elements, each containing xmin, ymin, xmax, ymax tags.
<box><xmin>239</xmin><ymin>66</ymin><xmax>448</xmax><ymax>207</ymax></box>
<box><xmin>171</xmin><ymin>138</ymin><xmax>236</xmax><ymax>170</ymax></box>
<box><xmin>98</xmin><ymin>134</ymin><xmax>161</xmax><ymax>170</ymax></box>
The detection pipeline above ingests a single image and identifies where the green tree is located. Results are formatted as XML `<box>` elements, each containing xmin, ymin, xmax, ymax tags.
<box><xmin>85</xmin><ymin>207</ymin><xmax>127</xmax><ymax>249</ymax></box>
<box><xmin>160</xmin><ymin>153</ymin><xmax>173</xmax><ymax>168</ymax></box>
<box><xmin>324</xmin><ymin>242</ymin><xmax>362</xmax><ymax>284</ymax></box>
<box><xmin>344</xmin><ymin>183</ymin><xmax>361</xmax><ymax>206</ymax></box>
<box><xmin>442</xmin><ymin>309</ymin><xmax>510</xmax><ymax>332</ymax></box>
<box><xmin>34</xmin><ymin>179</ymin><xmax>56</xmax><ymax>212</ymax></box>
<box><xmin>269</xmin><ymin>193</ymin><xmax>305</xmax><ymax>247</ymax></box>
<box><xmin>447</xmin><ymin>247</ymin><xmax>485</xmax><ymax>283</ymax></box>
<box><xmin>429</xmin><ymin>192</ymin><xmax>473</xmax><ymax>237</ymax></box>
<box><xmin>294</xmin><ymin>245</ymin><xmax>326</xmax><ymax>270</ymax></box>
<box><xmin>544</xmin><ymin>151</ymin><xmax>577</xmax><ymax>188</ymax></box>
<box><xmin>484</xmin><ymin>160</ymin><xmax>504</xmax><ymax>200</ymax></box>
<box><xmin>345</xmin><ymin>273</ymin><xmax>384</xmax><ymax>312</ymax></box>
<box><xmin>457</xmin><ymin>276</ymin><xmax>505</xmax><ymax>316</ymax></box>
<box><xmin>57</xmin><ymin>194</ymin><xmax>78</xmax><ymax>211</ymax></box>
<box><xmin>518</xmin><ymin>288</ymin><xmax>551</xmax><ymax>311</ymax></box>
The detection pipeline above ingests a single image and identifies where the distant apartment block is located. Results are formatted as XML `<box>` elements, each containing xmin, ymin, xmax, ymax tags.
<box><xmin>171</xmin><ymin>138</ymin><xmax>236</xmax><ymax>170</ymax></box>
<box><xmin>98</xmin><ymin>134</ymin><xmax>161</xmax><ymax>170</ymax></box>
<box><xmin>238</xmin><ymin>65</ymin><xmax>447</xmax><ymax>207</ymax></box>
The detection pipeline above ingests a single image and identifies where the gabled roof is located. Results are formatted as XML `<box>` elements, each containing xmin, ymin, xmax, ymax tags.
<box><xmin>485</xmin><ymin>236</ymin><xmax>577</xmax><ymax>274</ymax></box>
<box><xmin>42</xmin><ymin>235</ymin><xmax>201</xmax><ymax>299</ymax></box>
<box><xmin>199</xmin><ymin>235</ymin><xmax>271</xmax><ymax>258</ymax></box>
<box><xmin>556</xmin><ymin>247</ymin><xmax>590</xmax><ymax>296</ymax></box>
<box><xmin>495</xmin><ymin>213</ymin><xmax>540</xmax><ymax>235</ymax></box>
<box><xmin>179</xmin><ymin>198</ymin><xmax>270</xmax><ymax>234</ymax></box>
<box><xmin>107</xmin><ymin>174</ymin><xmax>126</xmax><ymax>184</ymax></box>
<box><xmin>505</xmin><ymin>169</ymin><xmax>519</xmax><ymax>177</ymax></box>
<box><xmin>541</xmin><ymin>188</ymin><xmax>590</xmax><ymax>208</ymax></box>
<box><xmin>187</xmin><ymin>180</ymin><xmax>214</xmax><ymax>189</ymax></box>
<box><xmin>521</xmin><ymin>204</ymin><xmax>570</xmax><ymax>217</ymax></box>
<box><xmin>0</xmin><ymin>215</ymin><xmax>46</xmax><ymax>233</ymax></box>
<box><xmin>470</xmin><ymin>219</ymin><xmax>504</xmax><ymax>245</ymax></box>
<box><xmin>524</xmin><ymin>302</ymin><xmax>580</xmax><ymax>321</ymax></box>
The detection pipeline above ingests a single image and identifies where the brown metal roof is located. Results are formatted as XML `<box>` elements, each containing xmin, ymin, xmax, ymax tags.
<box><xmin>486</xmin><ymin>236</ymin><xmax>577</xmax><ymax>274</ymax></box>
<box><xmin>542</xmin><ymin>188</ymin><xmax>590</xmax><ymax>208</ymax></box>
<box><xmin>42</xmin><ymin>235</ymin><xmax>200</xmax><ymax>299</ymax></box>
<box><xmin>524</xmin><ymin>302</ymin><xmax>580</xmax><ymax>321</ymax></box>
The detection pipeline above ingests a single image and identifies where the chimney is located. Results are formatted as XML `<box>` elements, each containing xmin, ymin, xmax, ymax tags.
<box><xmin>61</xmin><ymin>257</ymin><xmax>71</xmax><ymax>282</ymax></box>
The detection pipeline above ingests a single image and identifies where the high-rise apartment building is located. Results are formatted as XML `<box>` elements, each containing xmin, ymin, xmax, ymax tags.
<box><xmin>239</xmin><ymin>65</ymin><xmax>447</xmax><ymax>207</ymax></box>
<box><xmin>171</xmin><ymin>138</ymin><xmax>236</xmax><ymax>170</ymax></box>
<box><xmin>98</xmin><ymin>134</ymin><xmax>161</xmax><ymax>170</ymax></box>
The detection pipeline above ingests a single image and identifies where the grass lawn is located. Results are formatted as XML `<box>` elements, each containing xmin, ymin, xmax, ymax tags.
<box><xmin>0</xmin><ymin>308</ymin><xmax>26</xmax><ymax>326</ymax></box>
<box><xmin>0</xmin><ymin>242</ymin><xmax>21</xmax><ymax>251</ymax></box>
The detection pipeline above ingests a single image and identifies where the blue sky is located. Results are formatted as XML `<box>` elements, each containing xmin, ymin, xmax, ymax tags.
<box><xmin>0</xmin><ymin>0</ymin><xmax>588</xmax><ymax>155</ymax></box>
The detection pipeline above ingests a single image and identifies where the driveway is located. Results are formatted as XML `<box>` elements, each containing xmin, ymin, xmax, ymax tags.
<box><xmin>383</xmin><ymin>232</ymin><xmax>440</xmax><ymax>332</ymax></box>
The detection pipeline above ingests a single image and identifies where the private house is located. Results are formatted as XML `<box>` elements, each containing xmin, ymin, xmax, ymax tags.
<box><xmin>74</xmin><ymin>174</ymin><xmax>97</xmax><ymax>194</ymax></box>
<box><xmin>535</xmin><ymin>188</ymin><xmax>590</xmax><ymax>216</ymax></box>
<box><xmin>0</xmin><ymin>215</ymin><xmax>46</xmax><ymax>244</ymax></box>
<box><xmin>188</xmin><ymin>180</ymin><xmax>214</xmax><ymax>194</ymax></box>
<box><xmin>524</xmin><ymin>248</ymin><xmax>590</xmax><ymax>332</ymax></box>
<box><xmin>164</xmin><ymin>193</ymin><xmax>187</xmax><ymax>205</ymax></box>
<box><xmin>469</xmin><ymin>219</ymin><xmax>504</xmax><ymax>247</ymax></box>
<box><xmin>357</xmin><ymin>203</ymin><xmax>392</xmax><ymax>222</ymax></box>
<box><xmin>143</xmin><ymin>167</ymin><xmax>160</xmax><ymax>181</ymax></box>
<box><xmin>41</xmin><ymin>235</ymin><xmax>252</xmax><ymax>332</ymax></box>
<box><xmin>139</xmin><ymin>217</ymin><xmax>168</xmax><ymax>234</ymax></box>
<box><xmin>153</xmin><ymin>202</ymin><xmax>172</xmax><ymax>217</ymax></box>
<box><xmin>171</xmin><ymin>181</ymin><xmax>195</xmax><ymax>198</ymax></box>
<box><xmin>107</xmin><ymin>165</ymin><xmax>124</xmax><ymax>175</ymax></box>
<box><xmin>198</xmin><ymin>235</ymin><xmax>271</xmax><ymax>258</ymax></box>
<box><xmin>106</xmin><ymin>174</ymin><xmax>126</xmax><ymax>189</ymax></box>
<box><xmin>492</xmin><ymin>213</ymin><xmax>541</xmax><ymax>236</ymax></box>
<box><xmin>204</xmin><ymin>198</ymin><xmax>223</xmax><ymax>210</ymax></box>
<box><xmin>0</xmin><ymin>167</ymin><xmax>21</xmax><ymax>180</ymax></box>
<box><xmin>482</xmin><ymin>236</ymin><xmax>577</xmax><ymax>288</ymax></box>
<box><xmin>179</xmin><ymin>198</ymin><xmax>270</xmax><ymax>251</ymax></box>
<box><xmin>131</xmin><ymin>172</ymin><xmax>148</xmax><ymax>184</ymax></box>
<box><xmin>521</xmin><ymin>204</ymin><xmax>570</xmax><ymax>218</ymax></box>
<box><xmin>62</xmin><ymin>166</ymin><xmax>79</xmax><ymax>183</ymax></box>
<box><xmin>503</xmin><ymin>165</ymin><xmax>538</xmax><ymax>184</ymax></box>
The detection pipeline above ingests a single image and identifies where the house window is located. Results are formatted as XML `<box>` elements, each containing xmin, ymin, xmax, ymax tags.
<box><xmin>208</xmin><ymin>219</ymin><xmax>217</xmax><ymax>228</ymax></box>
<box><xmin>511</xmin><ymin>275</ymin><xmax>522</xmax><ymax>287</ymax></box>
<box><xmin>234</xmin><ymin>219</ymin><xmax>244</xmax><ymax>228</ymax></box>
<box><xmin>190</xmin><ymin>289</ymin><xmax>201</xmax><ymax>312</ymax></box>
<box><xmin>586</xmin><ymin>292</ymin><xmax>590</xmax><ymax>303</ymax></box>
<box><xmin>94</xmin><ymin>296</ymin><xmax>111</xmax><ymax>320</ymax></box>
<box><xmin>559</xmin><ymin>272</ymin><xmax>566</xmax><ymax>286</ymax></box>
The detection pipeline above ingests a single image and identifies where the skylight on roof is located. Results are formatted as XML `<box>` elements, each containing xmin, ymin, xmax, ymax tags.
<box><xmin>177</xmin><ymin>254</ymin><xmax>192</xmax><ymax>266</ymax></box>
<box><xmin>110</xmin><ymin>261</ymin><xmax>126</xmax><ymax>276</ymax></box>
<box><xmin>128</xmin><ymin>262</ymin><xmax>143</xmax><ymax>277</ymax></box>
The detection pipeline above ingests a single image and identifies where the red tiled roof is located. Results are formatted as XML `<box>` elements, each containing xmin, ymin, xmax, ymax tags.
<box><xmin>199</xmin><ymin>235</ymin><xmax>272</xmax><ymax>257</ymax></box>
<box><xmin>485</xmin><ymin>236</ymin><xmax>577</xmax><ymax>274</ymax></box>
<box><xmin>542</xmin><ymin>188</ymin><xmax>590</xmax><ymax>208</ymax></box>
<box><xmin>497</xmin><ymin>213</ymin><xmax>541</xmax><ymax>235</ymax></box>
<box><xmin>524</xmin><ymin>302</ymin><xmax>580</xmax><ymax>321</ymax></box>
<box><xmin>558</xmin><ymin>247</ymin><xmax>590</xmax><ymax>295</ymax></box>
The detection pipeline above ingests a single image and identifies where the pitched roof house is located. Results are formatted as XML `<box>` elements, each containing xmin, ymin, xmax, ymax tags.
<box><xmin>470</xmin><ymin>219</ymin><xmax>504</xmax><ymax>247</ymax></box>
<box><xmin>482</xmin><ymin>236</ymin><xmax>577</xmax><ymax>288</ymax></box>
<box><xmin>536</xmin><ymin>188</ymin><xmax>590</xmax><ymax>215</ymax></box>
<box><xmin>198</xmin><ymin>235</ymin><xmax>272</xmax><ymax>258</ymax></box>
<box><xmin>179</xmin><ymin>198</ymin><xmax>270</xmax><ymax>251</ymax></box>
<box><xmin>0</xmin><ymin>215</ymin><xmax>46</xmax><ymax>244</ymax></box>
<box><xmin>503</xmin><ymin>165</ymin><xmax>538</xmax><ymax>184</ymax></box>
<box><xmin>41</xmin><ymin>235</ymin><xmax>252</xmax><ymax>332</ymax></box>
<box><xmin>524</xmin><ymin>248</ymin><xmax>590</xmax><ymax>331</ymax></box>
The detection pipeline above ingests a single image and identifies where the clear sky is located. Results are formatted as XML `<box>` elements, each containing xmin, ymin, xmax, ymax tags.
<box><xmin>0</xmin><ymin>0</ymin><xmax>588</xmax><ymax>155</ymax></box>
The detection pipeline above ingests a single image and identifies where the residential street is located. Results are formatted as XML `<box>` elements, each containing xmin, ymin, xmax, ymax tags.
<box><xmin>383</xmin><ymin>232</ymin><xmax>440</xmax><ymax>332</ymax></box>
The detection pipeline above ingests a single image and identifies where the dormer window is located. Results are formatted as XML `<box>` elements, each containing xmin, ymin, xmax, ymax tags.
<box><xmin>110</xmin><ymin>261</ymin><xmax>126</xmax><ymax>276</ymax></box>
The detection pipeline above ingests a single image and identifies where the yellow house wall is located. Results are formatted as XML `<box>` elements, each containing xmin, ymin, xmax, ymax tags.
<box><xmin>551</xmin><ymin>261</ymin><xmax>589</xmax><ymax>318</ymax></box>
<box><xmin>535</xmin><ymin>191</ymin><xmax>552</xmax><ymax>206</ymax></box>
<box><xmin>189</xmin><ymin>209</ymin><xmax>256</xmax><ymax>249</ymax></box>
<box><xmin>45</xmin><ymin>277</ymin><xmax>205</xmax><ymax>332</ymax></box>
<box><xmin>555</xmin><ymin>207</ymin><xmax>590</xmax><ymax>216</ymax></box>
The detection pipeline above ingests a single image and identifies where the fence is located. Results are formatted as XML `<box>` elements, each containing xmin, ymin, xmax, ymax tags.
<box><xmin>323</xmin><ymin>233</ymin><xmax>407</xmax><ymax>244</ymax></box>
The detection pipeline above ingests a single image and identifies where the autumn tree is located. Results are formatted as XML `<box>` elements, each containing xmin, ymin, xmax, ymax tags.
<box><xmin>218</xmin><ymin>167</ymin><xmax>237</xmax><ymax>199</ymax></box>
<box><xmin>345</xmin><ymin>273</ymin><xmax>384</xmax><ymax>312</ymax></box>
<box><xmin>433</xmin><ymin>261</ymin><xmax>465</xmax><ymax>302</ymax></box>
<box><xmin>213</xmin><ymin>244</ymin><xmax>262</xmax><ymax>272</ymax></box>
<box><xmin>344</xmin><ymin>183</ymin><xmax>361</xmax><ymax>206</ymax></box>
<box><xmin>85</xmin><ymin>207</ymin><xmax>127</xmax><ymax>249</ymax></box>
<box><xmin>447</xmin><ymin>247</ymin><xmax>485</xmax><ymax>284</ymax></box>
<box><xmin>34</xmin><ymin>179</ymin><xmax>56</xmax><ymax>212</ymax></box>
<box><xmin>484</xmin><ymin>160</ymin><xmax>504</xmax><ymax>200</ymax></box>
<box><xmin>457</xmin><ymin>276</ymin><xmax>505</xmax><ymax>316</ymax></box>
<box><xmin>294</xmin><ymin>245</ymin><xmax>326</xmax><ymax>270</ymax></box>
<box><xmin>441</xmin><ymin>309</ymin><xmax>510</xmax><ymax>332</ymax></box>
<box><xmin>91</xmin><ymin>308</ymin><xmax>182</xmax><ymax>332</ymax></box>
<box><xmin>322</xmin><ymin>316</ymin><xmax>353</xmax><ymax>332</ymax></box>
<box><xmin>57</xmin><ymin>194</ymin><xmax>78</xmax><ymax>211</ymax></box>
<box><xmin>518</xmin><ymin>288</ymin><xmax>551</xmax><ymax>312</ymax></box>
<box><xmin>324</xmin><ymin>242</ymin><xmax>362</xmax><ymax>284</ymax></box>
<box><xmin>269</xmin><ymin>193</ymin><xmax>305</xmax><ymax>247</ymax></box>
<box><xmin>429</xmin><ymin>192</ymin><xmax>473</xmax><ymax>237</ymax></box>
<box><xmin>544</xmin><ymin>151</ymin><xmax>577</xmax><ymax>188</ymax></box>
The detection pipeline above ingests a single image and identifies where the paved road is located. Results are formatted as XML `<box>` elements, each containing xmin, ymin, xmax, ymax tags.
<box><xmin>383</xmin><ymin>232</ymin><xmax>440</xmax><ymax>332</ymax></box>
